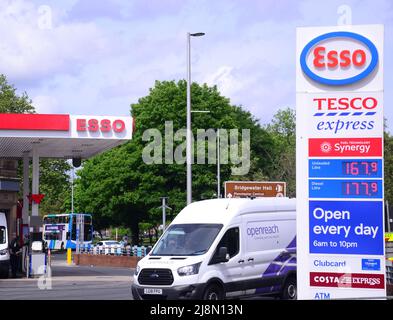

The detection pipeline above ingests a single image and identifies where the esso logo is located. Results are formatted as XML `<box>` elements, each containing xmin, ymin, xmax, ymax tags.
<box><xmin>300</xmin><ymin>31</ymin><xmax>378</xmax><ymax>86</ymax></box>
<box><xmin>76</xmin><ymin>118</ymin><xmax>126</xmax><ymax>133</ymax></box>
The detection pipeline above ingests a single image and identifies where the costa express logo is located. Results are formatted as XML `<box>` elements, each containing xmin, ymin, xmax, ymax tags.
<box><xmin>300</xmin><ymin>32</ymin><xmax>378</xmax><ymax>86</ymax></box>
<box><xmin>310</xmin><ymin>272</ymin><xmax>384</xmax><ymax>289</ymax></box>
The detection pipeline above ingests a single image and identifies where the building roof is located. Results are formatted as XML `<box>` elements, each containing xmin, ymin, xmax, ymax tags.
<box><xmin>0</xmin><ymin>113</ymin><xmax>133</xmax><ymax>159</ymax></box>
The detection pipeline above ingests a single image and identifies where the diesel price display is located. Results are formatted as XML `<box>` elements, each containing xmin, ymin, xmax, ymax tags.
<box><xmin>342</xmin><ymin>181</ymin><xmax>379</xmax><ymax>197</ymax></box>
<box><xmin>309</xmin><ymin>179</ymin><xmax>382</xmax><ymax>199</ymax></box>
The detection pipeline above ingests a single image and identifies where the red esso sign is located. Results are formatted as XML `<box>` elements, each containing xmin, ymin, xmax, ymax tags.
<box><xmin>76</xmin><ymin>119</ymin><xmax>125</xmax><ymax>133</ymax></box>
<box><xmin>300</xmin><ymin>31</ymin><xmax>378</xmax><ymax>86</ymax></box>
<box><xmin>313</xmin><ymin>47</ymin><xmax>366</xmax><ymax>68</ymax></box>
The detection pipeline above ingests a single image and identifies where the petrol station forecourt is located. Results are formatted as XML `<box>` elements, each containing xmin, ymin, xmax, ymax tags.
<box><xmin>0</xmin><ymin>113</ymin><xmax>133</xmax><ymax>251</ymax></box>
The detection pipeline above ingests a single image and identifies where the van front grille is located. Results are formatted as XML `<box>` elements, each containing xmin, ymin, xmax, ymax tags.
<box><xmin>138</xmin><ymin>268</ymin><xmax>174</xmax><ymax>285</ymax></box>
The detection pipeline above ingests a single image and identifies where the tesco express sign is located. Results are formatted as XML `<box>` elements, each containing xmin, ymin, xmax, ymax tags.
<box><xmin>300</xmin><ymin>31</ymin><xmax>378</xmax><ymax>86</ymax></box>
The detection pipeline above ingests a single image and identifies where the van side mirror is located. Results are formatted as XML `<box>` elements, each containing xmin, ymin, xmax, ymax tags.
<box><xmin>217</xmin><ymin>247</ymin><xmax>229</xmax><ymax>263</ymax></box>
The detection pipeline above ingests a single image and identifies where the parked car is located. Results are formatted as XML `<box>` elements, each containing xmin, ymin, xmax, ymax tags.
<box><xmin>0</xmin><ymin>212</ymin><xmax>9</xmax><ymax>278</ymax></box>
<box><xmin>95</xmin><ymin>240</ymin><xmax>125</xmax><ymax>255</ymax></box>
<box><xmin>96</xmin><ymin>240</ymin><xmax>122</xmax><ymax>247</ymax></box>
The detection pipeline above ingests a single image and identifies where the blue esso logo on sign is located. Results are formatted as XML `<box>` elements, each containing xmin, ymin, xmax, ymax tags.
<box><xmin>300</xmin><ymin>32</ymin><xmax>378</xmax><ymax>86</ymax></box>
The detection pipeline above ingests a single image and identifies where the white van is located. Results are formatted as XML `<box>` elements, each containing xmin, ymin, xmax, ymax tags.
<box><xmin>0</xmin><ymin>212</ymin><xmax>10</xmax><ymax>278</ymax></box>
<box><xmin>132</xmin><ymin>197</ymin><xmax>297</xmax><ymax>300</ymax></box>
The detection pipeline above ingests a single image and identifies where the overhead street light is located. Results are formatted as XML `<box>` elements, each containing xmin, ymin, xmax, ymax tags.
<box><xmin>186</xmin><ymin>31</ymin><xmax>205</xmax><ymax>205</ymax></box>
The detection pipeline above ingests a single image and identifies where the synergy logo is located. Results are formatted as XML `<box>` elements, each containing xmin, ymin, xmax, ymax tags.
<box><xmin>300</xmin><ymin>31</ymin><xmax>379</xmax><ymax>86</ymax></box>
<box><xmin>320</xmin><ymin>142</ymin><xmax>332</xmax><ymax>153</ymax></box>
<box><xmin>309</xmin><ymin>138</ymin><xmax>382</xmax><ymax>157</ymax></box>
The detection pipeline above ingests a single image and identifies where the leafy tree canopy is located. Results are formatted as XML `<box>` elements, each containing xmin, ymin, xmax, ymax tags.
<box><xmin>74</xmin><ymin>80</ymin><xmax>275</xmax><ymax>243</ymax></box>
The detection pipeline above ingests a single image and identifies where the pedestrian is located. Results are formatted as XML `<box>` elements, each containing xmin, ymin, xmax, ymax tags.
<box><xmin>9</xmin><ymin>233</ymin><xmax>21</xmax><ymax>278</ymax></box>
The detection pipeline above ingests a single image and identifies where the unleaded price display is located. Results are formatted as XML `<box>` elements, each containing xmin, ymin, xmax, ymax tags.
<box><xmin>309</xmin><ymin>159</ymin><xmax>382</xmax><ymax>178</ymax></box>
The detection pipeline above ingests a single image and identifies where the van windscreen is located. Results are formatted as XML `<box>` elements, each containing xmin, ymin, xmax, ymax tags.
<box><xmin>151</xmin><ymin>224</ymin><xmax>223</xmax><ymax>256</ymax></box>
<box><xmin>0</xmin><ymin>227</ymin><xmax>5</xmax><ymax>244</ymax></box>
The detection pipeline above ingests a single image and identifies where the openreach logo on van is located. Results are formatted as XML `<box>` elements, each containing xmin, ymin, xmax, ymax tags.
<box><xmin>247</xmin><ymin>224</ymin><xmax>279</xmax><ymax>238</ymax></box>
<box><xmin>300</xmin><ymin>31</ymin><xmax>379</xmax><ymax>86</ymax></box>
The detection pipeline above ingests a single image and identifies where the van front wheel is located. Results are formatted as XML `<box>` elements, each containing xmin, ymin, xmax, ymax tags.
<box><xmin>202</xmin><ymin>283</ymin><xmax>224</xmax><ymax>300</ymax></box>
<box><xmin>281</xmin><ymin>276</ymin><xmax>297</xmax><ymax>300</ymax></box>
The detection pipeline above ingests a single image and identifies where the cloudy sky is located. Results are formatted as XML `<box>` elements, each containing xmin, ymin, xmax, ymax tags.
<box><xmin>1</xmin><ymin>0</ymin><xmax>392</xmax><ymax>130</ymax></box>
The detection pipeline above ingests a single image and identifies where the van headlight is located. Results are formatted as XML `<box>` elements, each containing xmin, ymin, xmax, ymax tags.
<box><xmin>177</xmin><ymin>262</ymin><xmax>202</xmax><ymax>276</ymax></box>
<box><xmin>0</xmin><ymin>249</ymin><xmax>8</xmax><ymax>255</ymax></box>
<box><xmin>135</xmin><ymin>264</ymin><xmax>141</xmax><ymax>276</ymax></box>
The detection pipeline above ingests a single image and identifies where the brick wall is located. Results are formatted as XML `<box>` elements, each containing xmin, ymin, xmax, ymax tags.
<box><xmin>73</xmin><ymin>254</ymin><xmax>141</xmax><ymax>268</ymax></box>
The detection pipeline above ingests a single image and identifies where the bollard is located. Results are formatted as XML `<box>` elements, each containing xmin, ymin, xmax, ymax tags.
<box><xmin>146</xmin><ymin>246</ymin><xmax>152</xmax><ymax>255</ymax></box>
<box><xmin>48</xmin><ymin>249</ymin><xmax>51</xmax><ymax>266</ymax></box>
<box><xmin>67</xmin><ymin>248</ymin><xmax>72</xmax><ymax>265</ymax></box>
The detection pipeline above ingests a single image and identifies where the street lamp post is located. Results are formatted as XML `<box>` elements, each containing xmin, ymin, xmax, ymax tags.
<box><xmin>187</xmin><ymin>32</ymin><xmax>205</xmax><ymax>205</ymax></box>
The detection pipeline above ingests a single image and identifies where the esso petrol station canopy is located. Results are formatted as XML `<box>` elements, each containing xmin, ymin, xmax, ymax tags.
<box><xmin>0</xmin><ymin>113</ymin><xmax>133</xmax><ymax>159</ymax></box>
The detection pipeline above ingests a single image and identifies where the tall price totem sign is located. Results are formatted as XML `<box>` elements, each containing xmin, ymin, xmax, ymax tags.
<box><xmin>296</xmin><ymin>25</ymin><xmax>385</xmax><ymax>299</ymax></box>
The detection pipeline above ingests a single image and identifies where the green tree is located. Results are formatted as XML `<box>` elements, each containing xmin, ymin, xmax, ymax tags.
<box><xmin>39</xmin><ymin>160</ymin><xmax>72</xmax><ymax>216</ymax></box>
<box><xmin>74</xmin><ymin>80</ymin><xmax>275</xmax><ymax>244</ymax></box>
<box><xmin>0</xmin><ymin>74</ymin><xmax>71</xmax><ymax>216</ymax></box>
<box><xmin>384</xmin><ymin>129</ymin><xmax>393</xmax><ymax>205</ymax></box>
<box><xmin>0</xmin><ymin>74</ymin><xmax>34</xmax><ymax>113</ymax></box>
<box><xmin>265</xmin><ymin>108</ymin><xmax>296</xmax><ymax>197</ymax></box>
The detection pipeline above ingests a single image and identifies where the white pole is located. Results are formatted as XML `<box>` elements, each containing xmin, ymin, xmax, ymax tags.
<box><xmin>32</xmin><ymin>148</ymin><xmax>39</xmax><ymax>217</ymax></box>
<box><xmin>217</xmin><ymin>129</ymin><xmax>220</xmax><ymax>198</ymax></box>
<box><xmin>387</xmin><ymin>200</ymin><xmax>391</xmax><ymax>233</ymax></box>
<box><xmin>186</xmin><ymin>32</ymin><xmax>192</xmax><ymax>205</ymax></box>
<box><xmin>71</xmin><ymin>167</ymin><xmax>74</xmax><ymax>214</ymax></box>
<box><xmin>22</xmin><ymin>152</ymin><xmax>30</xmax><ymax>222</ymax></box>
<box><xmin>162</xmin><ymin>197</ymin><xmax>166</xmax><ymax>233</ymax></box>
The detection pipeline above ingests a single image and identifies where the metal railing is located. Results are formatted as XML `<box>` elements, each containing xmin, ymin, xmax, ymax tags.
<box><xmin>79</xmin><ymin>244</ymin><xmax>152</xmax><ymax>257</ymax></box>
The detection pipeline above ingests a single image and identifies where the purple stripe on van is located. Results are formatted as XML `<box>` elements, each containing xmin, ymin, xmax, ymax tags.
<box><xmin>262</xmin><ymin>236</ymin><xmax>297</xmax><ymax>277</ymax></box>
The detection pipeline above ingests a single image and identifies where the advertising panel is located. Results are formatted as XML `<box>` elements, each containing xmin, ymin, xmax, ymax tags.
<box><xmin>296</xmin><ymin>24</ymin><xmax>385</xmax><ymax>299</ymax></box>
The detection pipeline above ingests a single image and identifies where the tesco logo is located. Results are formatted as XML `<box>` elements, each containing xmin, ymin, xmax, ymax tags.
<box><xmin>314</xmin><ymin>97</ymin><xmax>378</xmax><ymax>111</ymax></box>
<box><xmin>300</xmin><ymin>31</ymin><xmax>378</xmax><ymax>86</ymax></box>
<box><xmin>76</xmin><ymin>118</ymin><xmax>126</xmax><ymax>133</ymax></box>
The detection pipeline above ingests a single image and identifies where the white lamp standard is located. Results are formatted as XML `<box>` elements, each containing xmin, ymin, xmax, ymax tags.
<box><xmin>186</xmin><ymin>32</ymin><xmax>205</xmax><ymax>205</ymax></box>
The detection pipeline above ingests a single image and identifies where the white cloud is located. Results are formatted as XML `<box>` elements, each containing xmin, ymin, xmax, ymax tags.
<box><xmin>32</xmin><ymin>95</ymin><xmax>60</xmax><ymax>114</ymax></box>
<box><xmin>0</xmin><ymin>0</ymin><xmax>391</xmax><ymax>131</ymax></box>
<box><xmin>0</xmin><ymin>0</ymin><xmax>110</xmax><ymax>85</ymax></box>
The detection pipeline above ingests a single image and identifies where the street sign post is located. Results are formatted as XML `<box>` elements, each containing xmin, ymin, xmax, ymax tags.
<box><xmin>224</xmin><ymin>181</ymin><xmax>286</xmax><ymax>198</ymax></box>
<box><xmin>296</xmin><ymin>25</ymin><xmax>385</xmax><ymax>299</ymax></box>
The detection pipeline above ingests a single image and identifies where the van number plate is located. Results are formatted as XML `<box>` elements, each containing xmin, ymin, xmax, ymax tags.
<box><xmin>144</xmin><ymin>288</ymin><xmax>162</xmax><ymax>295</ymax></box>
